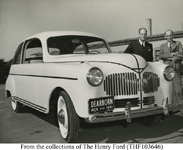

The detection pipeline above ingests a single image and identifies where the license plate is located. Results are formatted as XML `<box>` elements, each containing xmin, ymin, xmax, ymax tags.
<box><xmin>89</xmin><ymin>97</ymin><xmax>114</xmax><ymax>114</ymax></box>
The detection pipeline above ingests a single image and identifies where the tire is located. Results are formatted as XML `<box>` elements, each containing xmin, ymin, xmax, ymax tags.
<box><xmin>11</xmin><ymin>97</ymin><xmax>23</xmax><ymax>113</ymax></box>
<box><xmin>140</xmin><ymin>114</ymin><xmax>162</xmax><ymax>127</ymax></box>
<box><xmin>57</xmin><ymin>91</ymin><xmax>79</xmax><ymax>143</ymax></box>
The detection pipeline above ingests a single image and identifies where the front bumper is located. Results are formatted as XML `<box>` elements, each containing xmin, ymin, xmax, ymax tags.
<box><xmin>85</xmin><ymin>105</ymin><xmax>164</xmax><ymax>123</ymax></box>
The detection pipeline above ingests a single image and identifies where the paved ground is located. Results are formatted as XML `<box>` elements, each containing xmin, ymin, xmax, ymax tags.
<box><xmin>0</xmin><ymin>84</ymin><xmax>183</xmax><ymax>143</ymax></box>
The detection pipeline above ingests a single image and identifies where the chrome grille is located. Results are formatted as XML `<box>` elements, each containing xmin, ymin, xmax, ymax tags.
<box><xmin>143</xmin><ymin>96</ymin><xmax>155</xmax><ymax>105</ymax></box>
<box><xmin>104</xmin><ymin>73</ymin><xmax>139</xmax><ymax>96</ymax></box>
<box><xmin>114</xmin><ymin>96</ymin><xmax>155</xmax><ymax>108</ymax></box>
<box><xmin>115</xmin><ymin>98</ymin><xmax>140</xmax><ymax>108</ymax></box>
<box><xmin>104</xmin><ymin>72</ymin><xmax>160</xmax><ymax>96</ymax></box>
<box><xmin>142</xmin><ymin>72</ymin><xmax>160</xmax><ymax>93</ymax></box>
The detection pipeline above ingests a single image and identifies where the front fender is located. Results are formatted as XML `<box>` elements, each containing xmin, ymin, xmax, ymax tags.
<box><xmin>147</xmin><ymin>62</ymin><xmax>173</xmax><ymax>105</ymax></box>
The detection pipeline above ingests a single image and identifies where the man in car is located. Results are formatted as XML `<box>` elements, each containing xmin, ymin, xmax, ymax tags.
<box><xmin>124</xmin><ymin>28</ymin><xmax>153</xmax><ymax>62</ymax></box>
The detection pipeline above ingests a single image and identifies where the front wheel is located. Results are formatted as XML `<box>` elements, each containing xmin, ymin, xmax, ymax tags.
<box><xmin>57</xmin><ymin>91</ymin><xmax>79</xmax><ymax>143</ymax></box>
<box><xmin>11</xmin><ymin>97</ymin><xmax>23</xmax><ymax>113</ymax></box>
<box><xmin>140</xmin><ymin>114</ymin><xmax>162</xmax><ymax>127</ymax></box>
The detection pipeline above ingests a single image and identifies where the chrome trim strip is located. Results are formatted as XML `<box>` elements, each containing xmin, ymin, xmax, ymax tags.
<box><xmin>12</xmin><ymin>96</ymin><xmax>47</xmax><ymax>113</ymax></box>
<box><xmin>9</xmin><ymin>74</ymin><xmax>78</xmax><ymax>80</ymax></box>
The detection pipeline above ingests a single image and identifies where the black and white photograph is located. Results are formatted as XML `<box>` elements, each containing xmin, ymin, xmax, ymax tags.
<box><xmin>1</xmin><ymin>0</ymin><xmax>183</xmax><ymax>147</ymax></box>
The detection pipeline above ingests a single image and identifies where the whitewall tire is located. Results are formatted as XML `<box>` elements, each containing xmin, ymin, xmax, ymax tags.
<box><xmin>57</xmin><ymin>91</ymin><xmax>79</xmax><ymax>143</ymax></box>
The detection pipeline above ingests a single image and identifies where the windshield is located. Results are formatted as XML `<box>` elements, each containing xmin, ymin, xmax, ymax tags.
<box><xmin>47</xmin><ymin>35</ymin><xmax>110</xmax><ymax>55</ymax></box>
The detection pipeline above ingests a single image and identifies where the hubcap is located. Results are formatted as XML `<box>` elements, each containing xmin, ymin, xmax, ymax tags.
<box><xmin>58</xmin><ymin>109</ymin><xmax>65</xmax><ymax>125</ymax></box>
<box><xmin>57</xmin><ymin>96</ymin><xmax>68</xmax><ymax>138</ymax></box>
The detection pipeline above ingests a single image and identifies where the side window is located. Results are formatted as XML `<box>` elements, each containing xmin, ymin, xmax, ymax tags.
<box><xmin>23</xmin><ymin>39</ymin><xmax>43</xmax><ymax>64</ymax></box>
<box><xmin>12</xmin><ymin>43</ymin><xmax>23</xmax><ymax>65</ymax></box>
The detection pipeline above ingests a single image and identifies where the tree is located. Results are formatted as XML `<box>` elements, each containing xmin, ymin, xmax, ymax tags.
<box><xmin>0</xmin><ymin>58</ymin><xmax>12</xmax><ymax>65</ymax></box>
<box><xmin>0</xmin><ymin>58</ymin><xmax>5</xmax><ymax>63</ymax></box>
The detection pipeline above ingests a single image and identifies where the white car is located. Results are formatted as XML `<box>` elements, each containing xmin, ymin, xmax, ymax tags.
<box><xmin>5</xmin><ymin>31</ymin><xmax>182</xmax><ymax>142</ymax></box>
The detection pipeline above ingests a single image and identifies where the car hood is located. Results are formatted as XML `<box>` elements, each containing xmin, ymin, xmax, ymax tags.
<box><xmin>45</xmin><ymin>53</ymin><xmax>147</xmax><ymax>69</ymax></box>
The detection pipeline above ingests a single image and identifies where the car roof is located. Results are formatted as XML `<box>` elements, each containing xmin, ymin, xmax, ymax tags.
<box><xmin>25</xmin><ymin>31</ymin><xmax>103</xmax><ymax>40</ymax></box>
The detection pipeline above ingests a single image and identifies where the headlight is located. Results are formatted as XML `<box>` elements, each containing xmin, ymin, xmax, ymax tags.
<box><xmin>87</xmin><ymin>67</ymin><xmax>103</xmax><ymax>86</ymax></box>
<box><xmin>163</xmin><ymin>66</ymin><xmax>175</xmax><ymax>81</ymax></box>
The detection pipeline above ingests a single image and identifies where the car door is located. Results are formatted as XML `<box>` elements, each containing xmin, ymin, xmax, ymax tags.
<box><xmin>12</xmin><ymin>38</ymin><xmax>43</xmax><ymax>109</ymax></box>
